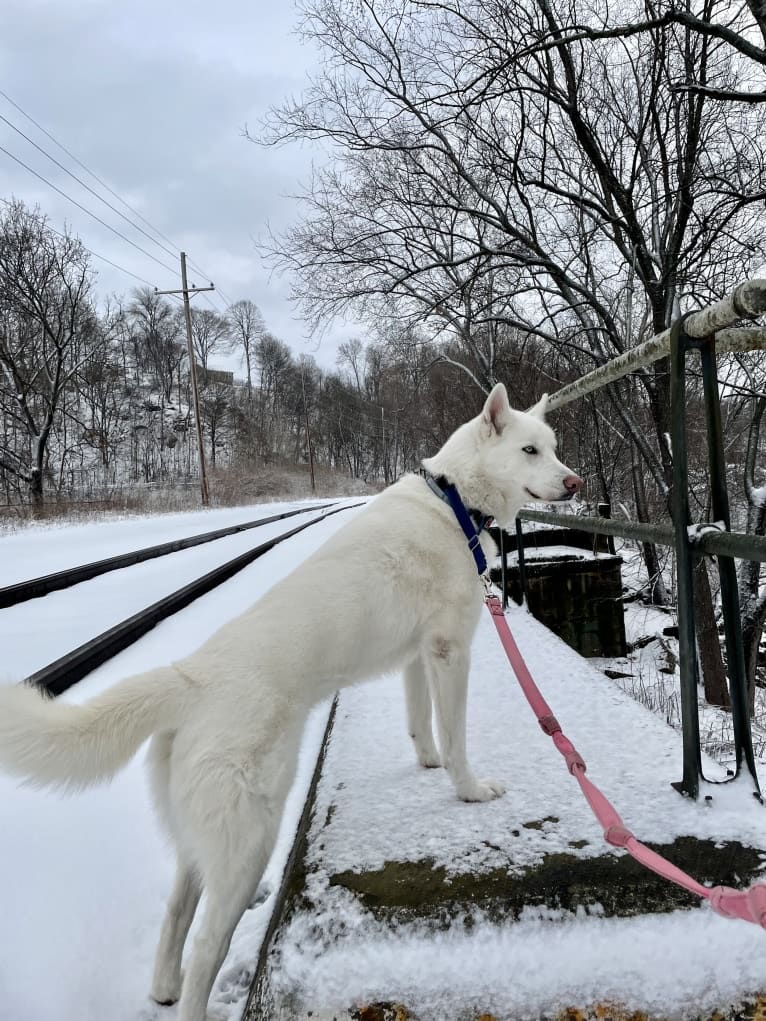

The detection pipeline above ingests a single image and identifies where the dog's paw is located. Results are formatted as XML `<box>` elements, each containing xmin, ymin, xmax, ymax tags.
<box><xmin>151</xmin><ymin>991</ymin><xmax>179</xmax><ymax>1008</ymax></box>
<box><xmin>247</xmin><ymin>882</ymin><xmax>271</xmax><ymax>909</ymax></box>
<box><xmin>150</xmin><ymin>970</ymin><xmax>183</xmax><ymax>1006</ymax></box>
<box><xmin>215</xmin><ymin>962</ymin><xmax>254</xmax><ymax>1004</ymax></box>
<box><xmin>457</xmin><ymin>777</ymin><xmax>506</xmax><ymax>802</ymax></box>
<box><xmin>417</xmin><ymin>748</ymin><xmax>443</xmax><ymax>768</ymax></box>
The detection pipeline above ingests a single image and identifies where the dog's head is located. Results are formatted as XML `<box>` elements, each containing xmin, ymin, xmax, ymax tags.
<box><xmin>423</xmin><ymin>382</ymin><xmax>582</xmax><ymax>529</ymax></box>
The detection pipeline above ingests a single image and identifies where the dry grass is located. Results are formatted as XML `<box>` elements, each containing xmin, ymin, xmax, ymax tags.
<box><xmin>0</xmin><ymin>463</ymin><xmax>379</xmax><ymax>534</ymax></box>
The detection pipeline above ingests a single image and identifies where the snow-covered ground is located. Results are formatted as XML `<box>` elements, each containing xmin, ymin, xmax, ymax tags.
<box><xmin>0</xmin><ymin>499</ymin><xmax>365</xmax><ymax>1021</ymax></box>
<box><xmin>1</xmin><ymin>505</ymin><xmax>765</xmax><ymax>1021</ymax></box>
<box><xmin>0</xmin><ymin>501</ymin><xmax>340</xmax><ymax>681</ymax></box>
<box><xmin>0</xmin><ymin>499</ymin><xmax>328</xmax><ymax>586</ymax></box>
<box><xmin>594</xmin><ymin>539</ymin><xmax>766</xmax><ymax>766</ymax></box>
<box><xmin>268</xmin><ymin>603</ymin><xmax>766</xmax><ymax>1019</ymax></box>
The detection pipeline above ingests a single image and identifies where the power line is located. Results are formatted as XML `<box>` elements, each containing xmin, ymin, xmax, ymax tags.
<box><xmin>199</xmin><ymin>289</ymin><xmax>229</xmax><ymax>317</ymax></box>
<box><xmin>184</xmin><ymin>261</ymin><xmax>233</xmax><ymax>315</ymax></box>
<box><xmin>0</xmin><ymin>142</ymin><xmax>179</xmax><ymax>277</ymax></box>
<box><xmin>0</xmin><ymin>88</ymin><xmax>184</xmax><ymax>260</ymax></box>
<box><xmin>0</xmin><ymin>195</ymin><xmax>169</xmax><ymax>293</ymax></box>
<box><xmin>58</xmin><ymin>234</ymin><xmax>156</xmax><ymax>288</ymax></box>
<box><xmin>185</xmin><ymin>255</ymin><xmax>234</xmax><ymax>306</ymax></box>
<box><xmin>0</xmin><ymin>109</ymin><xmax>181</xmax><ymax>264</ymax></box>
<box><xmin>0</xmin><ymin>90</ymin><xmax>238</xmax><ymax>311</ymax></box>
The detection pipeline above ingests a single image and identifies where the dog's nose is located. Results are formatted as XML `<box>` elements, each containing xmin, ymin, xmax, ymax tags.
<box><xmin>564</xmin><ymin>474</ymin><xmax>583</xmax><ymax>495</ymax></box>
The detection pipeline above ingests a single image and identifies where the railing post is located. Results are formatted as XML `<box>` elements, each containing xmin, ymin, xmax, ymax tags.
<box><xmin>698</xmin><ymin>337</ymin><xmax>762</xmax><ymax>798</ymax></box>
<box><xmin>499</xmin><ymin>526</ymin><xmax>508</xmax><ymax>610</ymax></box>
<box><xmin>515</xmin><ymin>518</ymin><xmax>528</xmax><ymax>608</ymax></box>
<box><xmin>597</xmin><ymin>501</ymin><xmax>615</xmax><ymax>555</ymax></box>
<box><xmin>669</xmin><ymin>317</ymin><xmax>704</xmax><ymax>799</ymax></box>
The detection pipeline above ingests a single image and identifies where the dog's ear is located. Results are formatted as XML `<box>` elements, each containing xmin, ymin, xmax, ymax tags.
<box><xmin>481</xmin><ymin>382</ymin><xmax>511</xmax><ymax>436</ymax></box>
<box><xmin>527</xmin><ymin>393</ymin><xmax>549</xmax><ymax>419</ymax></box>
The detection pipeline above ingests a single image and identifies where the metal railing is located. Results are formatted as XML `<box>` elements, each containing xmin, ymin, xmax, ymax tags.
<box><xmin>513</xmin><ymin>278</ymin><xmax>766</xmax><ymax>801</ymax></box>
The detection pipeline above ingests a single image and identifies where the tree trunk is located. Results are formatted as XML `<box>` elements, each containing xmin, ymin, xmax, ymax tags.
<box><xmin>693</xmin><ymin>558</ymin><xmax>730</xmax><ymax>709</ymax></box>
<box><xmin>742</xmin><ymin>614</ymin><xmax>762</xmax><ymax>715</ymax></box>
<box><xmin>29</xmin><ymin>466</ymin><xmax>43</xmax><ymax>509</ymax></box>
<box><xmin>632</xmin><ymin>448</ymin><xmax>668</xmax><ymax>604</ymax></box>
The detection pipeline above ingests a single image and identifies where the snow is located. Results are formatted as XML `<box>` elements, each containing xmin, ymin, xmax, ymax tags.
<box><xmin>0</xmin><ymin>499</ymin><xmax>325</xmax><ymax>586</ymax></box>
<box><xmin>0</xmin><ymin>500</ymin><xmax>364</xmax><ymax>1021</ymax></box>
<box><xmin>688</xmin><ymin>520</ymin><xmax>726</xmax><ymax>543</ymax></box>
<box><xmin>270</xmin><ymin>605</ymin><xmax>766</xmax><ymax>1018</ymax></box>
<box><xmin>303</xmin><ymin>620</ymin><xmax>714</xmax><ymax>877</ymax></box>
<box><xmin>593</xmin><ymin>541</ymin><xmax>766</xmax><ymax>765</ymax></box>
<box><xmin>0</xmin><ymin>502</ymin><xmax>340</xmax><ymax>681</ymax></box>
<box><xmin>1</xmin><ymin>505</ymin><xmax>766</xmax><ymax>1021</ymax></box>
<box><xmin>276</xmin><ymin>908</ymin><xmax>766</xmax><ymax>1021</ymax></box>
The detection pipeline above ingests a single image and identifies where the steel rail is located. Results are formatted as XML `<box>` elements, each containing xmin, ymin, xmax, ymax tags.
<box><xmin>548</xmin><ymin>278</ymin><xmax>766</xmax><ymax>411</ymax></box>
<box><xmin>0</xmin><ymin>503</ymin><xmax>334</xmax><ymax>609</ymax></box>
<box><xmin>28</xmin><ymin>504</ymin><xmax>362</xmax><ymax>697</ymax></box>
<box><xmin>243</xmin><ymin>695</ymin><xmax>339</xmax><ymax>1020</ymax></box>
<box><xmin>518</xmin><ymin>507</ymin><xmax>766</xmax><ymax>562</ymax></box>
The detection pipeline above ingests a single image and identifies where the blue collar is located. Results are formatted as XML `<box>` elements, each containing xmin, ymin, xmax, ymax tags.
<box><xmin>421</xmin><ymin>471</ymin><xmax>490</xmax><ymax>576</ymax></box>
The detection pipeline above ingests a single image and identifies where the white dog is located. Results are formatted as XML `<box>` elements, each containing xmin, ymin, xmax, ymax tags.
<box><xmin>0</xmin><ymin>383</ymin><xmax>580</xmax><ymax>1021</ymax></box>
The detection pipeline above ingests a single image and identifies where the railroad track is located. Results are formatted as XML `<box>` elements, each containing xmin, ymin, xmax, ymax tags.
<box><xmin>0</xmin><ymin>502</ymin><xmax>335</xmax><ymax>609</ymax></box>
<box><xmin>10</xmin><ymin>502</ymin><xmax>363</xmax><ymax>696</ymax></box>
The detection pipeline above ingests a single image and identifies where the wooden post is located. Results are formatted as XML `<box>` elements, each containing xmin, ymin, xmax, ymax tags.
<box><xmin>180</xmin><ymin>253</ymin><xmax>209</xmax><ymax>506</ymax></box>
<box><xmin>300</xmin><ymin>360</ymin><xmax>316</xmax><ymax>494</ymax></box>
<box><xmin>156</xmin><ymin>253</ymin><xmax>215</xmax><ymax>507</ymax></box>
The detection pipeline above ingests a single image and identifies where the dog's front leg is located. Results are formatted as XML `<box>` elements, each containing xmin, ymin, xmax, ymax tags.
<box><xmin>404</xmin><ymin>656</ymin><xmax>442</xmax><ymax>768</ymax></box>
<box><xmin>425</xmin><ymin>641</ymin><xmax>505</xmax><ymax>803</ymax></box>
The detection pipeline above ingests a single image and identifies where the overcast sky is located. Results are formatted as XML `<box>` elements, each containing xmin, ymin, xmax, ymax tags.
<box><xmin>0</xmin><ymin>0</ymin><xmax>353</xmax><ymax>372</ymax></box>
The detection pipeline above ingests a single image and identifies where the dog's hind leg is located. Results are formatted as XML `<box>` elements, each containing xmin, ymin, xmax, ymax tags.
<box><xmin>171</xmin><ymin>725</ymin><xmax>299</xmax><ymax>1021</ymax></box>
<box><xmin>151</xmin><ymin>860</ymin><xmax>202</xmax><ymax>1005</ymax></box>
<box><xmin>404</xmin><ymin>656</ymin><xmax>442</xmax><ymax>768</ymax></box>
<box><xmin>424</xmin><ymin>638</ymin><xmax>505</xmax><ymax>803</ymax></box>
<box><xmin>177</xmin><ymin>831</ymin><xmax>273</xmax><ymax>1021</ymax></box>
<box><xmin>146</xmin><ymin>732</ymin><xmax>204</xmax><ymax>1005</ymax></box>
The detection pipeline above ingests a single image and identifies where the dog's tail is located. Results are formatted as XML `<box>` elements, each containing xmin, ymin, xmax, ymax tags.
<box><xmin>0</xmin><ymin>667</ymin><xmax>186</xmax><ymax>792</ymax></box>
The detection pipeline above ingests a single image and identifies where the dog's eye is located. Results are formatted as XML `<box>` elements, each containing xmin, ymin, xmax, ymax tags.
<box><xmin>522</xmin><ymin>445</ymin><xmax>538</xmax><ymax>455</ymax></box>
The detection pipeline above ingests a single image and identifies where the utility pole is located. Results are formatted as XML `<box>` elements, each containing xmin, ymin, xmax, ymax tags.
<box><xmin>156</xmin><ymin>252</ymin><xmax>215</xmax><ymax>507</ymax></box>
<box><xmin>300</xmin><ymin>359</ymin><xmax>316</xmax><ymax>493</ymax></box>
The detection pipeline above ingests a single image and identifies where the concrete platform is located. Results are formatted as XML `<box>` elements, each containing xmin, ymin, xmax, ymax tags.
<box><xmin>244</xmin><ymin>606</ymin><xmax>766</xmax><ymax>1020</ymax></box>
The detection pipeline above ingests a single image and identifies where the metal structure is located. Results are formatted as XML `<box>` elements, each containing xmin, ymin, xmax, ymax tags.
<box><xmin>514</xmin><ymin>278</ymin><xmax>766</xmax><ymax>800</ymax></box>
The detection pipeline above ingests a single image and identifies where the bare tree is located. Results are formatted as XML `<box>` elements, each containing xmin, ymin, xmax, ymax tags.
<box><xmin>75</xmin><ymin>338</ymin><xmax>124</xmax><ymax>476</ymax></box>
<box><xmin>0</xmin><ymin>200</ymin><xmax>100</xmax><ymax>505</ymax></box>
<box><xmin>520</xmin><ymin>0</ymin><xmax>766</xmax><ymax>104</ymax></box>
<box><xmin>261</xmin><ymin>139</ymin><xmax>534</xmax><ymax>392</ymax></box>
<box><xmin>723</xmin><ymin>352</ymin><xmax>766</xmax><ymax>706</ymax></box>
<box><xmin>262</xmin><ymin>0</ymin><xmax>766</xmax><ymax>567</ymax></box>
<box><xmin>254</xmin><ymin>333</ymin><xmax>293</xmax><ymax>460</ymax></box>
<box><xmin>190</xmin><ymin>308</ymin><xmax>231</xmax><ymax>372</ymax></box>
<box><xmin>199</xmin><ymin>383</ymin><xmax>231</xmax><ymax>468</ymax></box>
<box><xmin>227</xmin><ymin>299</ymin><xmax>266</xmax><ymax>394</ymax></box>
<box><xmin>128</xmin><ymin>288</ymin><xmax>185</xmax><ymax>403</ymax></box>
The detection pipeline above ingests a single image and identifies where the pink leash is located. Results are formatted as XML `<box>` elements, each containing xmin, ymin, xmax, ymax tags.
<box><xmin>486</xmin><ymin>594</ymin><xmax>766</xmax><ymax>928</ymax></box>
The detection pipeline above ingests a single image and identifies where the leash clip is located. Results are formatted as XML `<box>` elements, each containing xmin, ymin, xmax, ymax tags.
<box><xmin>484</xmin><ymin>581</ymin><xmax>507</xmax><ymax>620</ymax></box>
